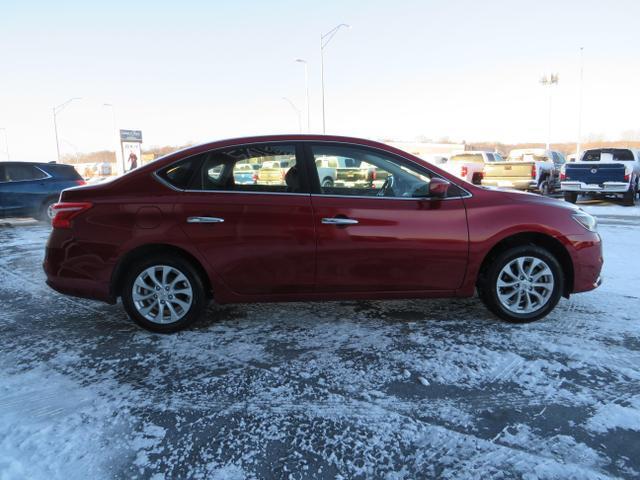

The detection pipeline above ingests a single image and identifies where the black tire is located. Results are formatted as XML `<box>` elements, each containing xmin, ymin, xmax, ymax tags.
<box><xmin>622</xmin><ymin>187</ymin><xmax>636</xmax><ymax>206</ymax></box>
<box><xmin>38</xmin><ymin>197</ymin><xmax>58</xmax><ymax>223</ymax></box>
<box><xmin>563</xmin><ymin>192</ymin><xmax>578</xmax><ymax>204</ymax></box>
<box><xmin>121</xmin><ymin>254</ymin><xmax>207</xmax><ymax>333</ymax></box>
<box><xmin>478</xmin><ymin>244</ymin><xmax>564</xmax><ymax>323</ymax></box>
<box><xmin>539</xmin><ymin>179</ymin><xmax>551</xmax><ymax>196</ymax></box>
<box><xmin>321</xmin><ymin>177</ymin><xmax>334</xmax><ymax>188</ymax></box>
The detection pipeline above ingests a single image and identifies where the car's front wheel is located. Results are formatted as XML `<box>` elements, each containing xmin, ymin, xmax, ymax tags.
<box><xmin>121</xmin><ymin>255</ymin><xmax>207</xmax><ymax>333</ymax></box>
<box><xmin>478</xmin><ymin>245</ymin><xmax>564</xmax><ymax>323</ymax></box>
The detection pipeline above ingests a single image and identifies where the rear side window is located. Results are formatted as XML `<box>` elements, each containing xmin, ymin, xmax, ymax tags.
<box><xmin>191</xmin><ymin>144</ymin><xmax>301</xmax><ymax>193</ymax></box>
<box><xmin>157</xmin><ymin>155</ymin><xmax>202</xmax><ymax>189</ymax></box>
<box><xmin>5</xmin><ymin>164</ymin><xmax>48</xmax><ymax>181</ymax></box>
<box><xmin>42</xmin><ymin>164</ymin><xmax>83</xmax><ymax>180</ymax></box>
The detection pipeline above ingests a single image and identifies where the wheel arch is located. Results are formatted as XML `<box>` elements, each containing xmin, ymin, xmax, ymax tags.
<box><xmin>477</xmin><ymin>232</ymin><xmax>574</xmax><ymax>297</ymax></box>
<box><xmin>110</xmin><ymin>243</ymin><xmax>213</xmax><ymax>299</ymax></box>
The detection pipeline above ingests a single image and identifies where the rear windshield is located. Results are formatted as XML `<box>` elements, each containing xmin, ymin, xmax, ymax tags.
<box><xmin>450</xmin><ymin>154</ymin><xmax>484</xmax><ymax>163</ymax></box>
<box><xmin>582</xmin><ymin>149</ymin><xmax>635</xmax><ymax>162</ymax></box>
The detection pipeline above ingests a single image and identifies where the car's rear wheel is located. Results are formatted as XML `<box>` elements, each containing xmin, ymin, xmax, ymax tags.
<box><xmin>622</xmin><ymin>187</ymin><xmax>636</xmax><ymax>206</ymax></box>
<box><xmin>478</xmin><ymin>245</ymin><xmax>564</xmax><ymax>323</ymax></box>
<box><xmin>563</xmin><ymin>192</ymin><xmax>578</xmax><ymax>204</ymax></box>
<box><xmin>38</xmin><ymin>198</ymin><xmax>58</xmax><ymax>223</ymax></box>
<box><xmin>322</xmin><ymin>177</ymin><xmax>334</xmax><ymax>188</ymax></box>
<box><xmin>121</xmin><ymin>255</ymin><xmax>207</xmax><ymax>333</ymax></box>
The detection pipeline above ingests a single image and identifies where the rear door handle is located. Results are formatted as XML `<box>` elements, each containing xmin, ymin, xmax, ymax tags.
<box><xmin>187</xmin><ymin>216</ymin><xmax>225</xmax><ymax>224</ymax></box>
<box><xmin>321</xmin><ymin>217</ymin><xmax>359</xmax><ymax>225</ymax></box>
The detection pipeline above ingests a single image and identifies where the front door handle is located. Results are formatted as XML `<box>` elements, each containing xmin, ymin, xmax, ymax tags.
<box><xmin>187</xmin><ymin>216</ymin><xmax>225</xmax><ymax>224</ymax></box>
<box><xmin>321</xmin><ymin>217</ymin><xmax>359</xmax><ymax>226</ymax></box>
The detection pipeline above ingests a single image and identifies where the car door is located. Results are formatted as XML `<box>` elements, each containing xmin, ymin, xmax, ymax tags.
<box><xmin>1</xmin><ymin>163</ymin><xmax>49</xmax><ymax>217</ymax></box>
<box><xmin>173</xmin><ymin>142</ymin><xmax>316</xmax><ymax>296</ymax></box>
<box><xmin>0</xmin><ymin>164</ymin><xmax>7</xmax><ymax>217</ymax></box>
<box><xmin>305</xmin><ymin>142</ymin><xmax>469</xmax><ymax>293</ymax></box>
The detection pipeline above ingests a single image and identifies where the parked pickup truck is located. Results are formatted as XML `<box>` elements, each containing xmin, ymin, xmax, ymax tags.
<box><xmin>257</xmin><ymin>158</ymin><xmax>296</xmax><ymax>185</ymax></box>
<box><xmin>315</xmin><ymin>156</ymin><xmax>376</xmax><ymax>187</ymax></box>
<box><xmin>481</xmin><ymin>148</ymin><xmax>562</xmax><ymax>194</ymax></box>
<box><xmin>443</xmin><ymin>151</ymin><xmax>504</xmax><ymax>185</ymax></box>
<box><xmin>561</xmin><ymin>148</ymin><xmax>640</xmax><ymax>206</ymax></box>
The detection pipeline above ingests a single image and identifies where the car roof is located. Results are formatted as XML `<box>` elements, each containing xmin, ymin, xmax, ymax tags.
<box><xmin>0</xmin><ymin>161</ymin><xmax>73</xmax><ymax>167</ymax></box>
<box><xmin>152</xmin><ymin>134</ymin><xmax>418</xmax><ymax>165</ymax></box>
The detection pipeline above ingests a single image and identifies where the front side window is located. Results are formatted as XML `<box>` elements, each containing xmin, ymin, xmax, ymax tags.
<box><xmin>311</xmin><ymin>144</ymin><xmax>454</xmax><ymax>198</ymax></box>
<box><xmin>193</xmin><ymin>144</ymin><xmax>302</xmax><ymax>193</ymax></box>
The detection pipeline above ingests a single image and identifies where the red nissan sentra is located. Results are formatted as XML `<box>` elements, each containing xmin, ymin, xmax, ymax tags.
<box><xmin>44</xmin><ymin>135</ymin><xmax>603</xmax><ymax>332</ymax></box>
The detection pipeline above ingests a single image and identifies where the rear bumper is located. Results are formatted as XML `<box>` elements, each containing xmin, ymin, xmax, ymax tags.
<box><xmin>481</xmin><ymin>178</ymin><xmax>537</xmax><ymax>190</ymax></box>
<box><xmin>43</xmin><ymin>230</ymin><xmax>116</xmax><ymax>303</ymax></box>
<box><xmin>561</xmin><ymin>181</ymin><xmax>630</xmax><ymax>193</ymax></box>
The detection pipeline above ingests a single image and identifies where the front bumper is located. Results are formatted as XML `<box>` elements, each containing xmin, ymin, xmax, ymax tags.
<box><xmin>565</xmin><ymin>232</ymin><xmax>603</xmax><ymax>294</ymax></box>
<box><xmin>561</xmin><ymin>181</ymin><xmax>630</xmax><ymax>193</ymax></box>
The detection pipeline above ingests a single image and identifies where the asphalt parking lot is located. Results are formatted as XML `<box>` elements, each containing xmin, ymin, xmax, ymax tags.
<box><xmin>1</xmin><ymin>203</ymin><xmax>639</xmax><ymax>479</ymax></box>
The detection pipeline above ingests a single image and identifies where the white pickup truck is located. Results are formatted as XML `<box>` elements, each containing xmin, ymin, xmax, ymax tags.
<box><xmin>561</xmin><ymin>148</ymin><xmax>640</xmax><ymax>206</ymax></box>
<box><xmin>442</xmin><ymin>151</ymin><xmax>504</xmax><ymax>184</ymax></box>
<box><xmin>482</xmin><ymin>148</ymin><xmax>562</xmax><ymax>194</ymax></box>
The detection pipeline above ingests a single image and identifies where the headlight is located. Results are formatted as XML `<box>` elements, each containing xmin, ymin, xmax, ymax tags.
<box><xmin>572</xmin><ymin>211</ymin><xmax>597</xmax><ymax>232</ymax></box>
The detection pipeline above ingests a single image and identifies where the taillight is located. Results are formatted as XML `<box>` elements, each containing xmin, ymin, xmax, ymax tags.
<box><xmin>51</xmin><ymin>202</ymin><xmax>93</xmax><ymax>229</ymax></box>
<box><xmin>252</xmin><ymin>173</ymin><xmax>258</xmax><ymax>183</ymax></box>
<box><xmin>560</xmin><ymin>172</ymin><xmax>566</xmax><ymax>181</ymax></box>
<box><xmin>460</xmin><ymin>166</ymin><xmax>468</xmax><ymax>178</ymax></box>
<box><xmin>531</xmin><ymin>164</ymin><xmax>537</xmax><ymax>179</ymax></box>
<box><xmin>624</xmin><ymin>167</ymin><xmax>631</xmax><ymax>182</ymax></box>
<box><xmin>371</xmin><ymin>169</ymin><xmax>377</xmax><ymax>181</ymax></box>
<box><xmin>75</xmin><ymin>179</ymin><xmax>86</xmax><ymax>186</ymax></box>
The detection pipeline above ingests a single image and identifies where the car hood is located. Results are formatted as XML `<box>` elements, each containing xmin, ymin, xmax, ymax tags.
<box><xmin>480</xmin><ymin>187</ymin><xmax>581</xmax><ymax>213</ymax></box>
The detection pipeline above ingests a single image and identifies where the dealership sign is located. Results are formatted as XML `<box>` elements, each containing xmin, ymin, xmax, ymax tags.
<box><xmin>119</xmin><ymin>129</ymin><xmax>143</xmax><ymax>175</ymax></box>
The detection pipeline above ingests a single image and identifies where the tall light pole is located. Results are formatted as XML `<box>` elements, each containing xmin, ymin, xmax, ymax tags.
<box><xmin>295</xmin><ymin>58</ymin><xmax>310</xmax><ymax>132</ymax></box>
<box><xmin>540</xmin><ymin>74</ymin><xmax>559</xmax><ymax>150</ymax></box>
<box><xmin>576</xmin><ymin>47</ymin><xmax>584</xmax><ymax>160</ymax></box>
<box><xmin>103</xmin><ymin>103</ymin><xmax>123</xmax><ymax>175</ymax></box>
<box><xmin>53</xmin><ymin>97</ymin><xmax>82</xmax><ymax>163</ymax></box>
<box><xmin>0</xmin><ymin>128</ymin><xmax>9</xmax><ymax>160</ymax></box>
<box><xmin>320</xmin><ymin>23</ymin><xmax>350</xmax><ymax>134</ymax></box>
<box><xmin>282</xmin><ymin>97</ymin><xmax>302</xmax><ymax>133</ymax></box>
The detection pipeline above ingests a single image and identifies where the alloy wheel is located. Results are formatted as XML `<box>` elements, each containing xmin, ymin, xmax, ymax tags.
<box><xmin>132</xmin><ymin>265</ymin><xmax>193</xmax><ymax>324</ymax></box>
<box><xmin>496</xmin><ymin>256</ymin><xmax>554</xmax><ymax>314</ymax></box>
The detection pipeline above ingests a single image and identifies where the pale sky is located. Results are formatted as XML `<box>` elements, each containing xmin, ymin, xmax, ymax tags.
<box><xmin>1</xmin><ymin>0</ymin><xmax>640</xmax><ymax>162</ymax></box>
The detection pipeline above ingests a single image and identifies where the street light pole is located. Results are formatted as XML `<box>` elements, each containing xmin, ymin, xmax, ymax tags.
<box><xmin>53</xmin><ymin>97</ymin><xmax>82</xmax><ymax>163</ymax></box>
<box><xmin>103</xmin><ymin>103</ymin><xmax>123</xmax><ymax>175</ymax></box>
<box><xmin>0</xmin><ymin>128</ymin><xmax>9</xmax><ymax>160</ymax></box>
<box><xmin>282</xmin><ymin>97</ymin><xmax>302</xmax><ymax>133</ymax></box>
<box><xmin>295</xmin><ymin>59</ymin><xmax>310</xmax><ymax>132</ymax></box>
<box><xmin>320</xmin><ymin>23</ymin><xmax>350</xmax><ymax>134</ymax></box>
<box><xmin>576</xmin><ymin>47</ymin><xmax>584</xmax><ymax>160</ymax></box>
<box><xmin>540</xmin><ymin>74</ymin><xmax>559</xmax><ymax>150</ymax></box>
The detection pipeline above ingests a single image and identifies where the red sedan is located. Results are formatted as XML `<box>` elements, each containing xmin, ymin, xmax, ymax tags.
<box><xmin>44</xmin><ymin>135</ymin><xmax>603</xmax><ymax>332</ymax></box>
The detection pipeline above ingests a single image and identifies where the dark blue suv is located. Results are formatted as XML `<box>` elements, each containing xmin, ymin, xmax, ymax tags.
<box><xmin>0</xmin><ymin>162</ymin><xmax>85</xmax><ymax>222</ymax></box>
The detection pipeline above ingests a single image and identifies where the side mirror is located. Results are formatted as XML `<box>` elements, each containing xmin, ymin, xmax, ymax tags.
<box><xmin>429</xmin><ymin>178</ymin><xmax>450</xmax><ymax>198</ymax></box>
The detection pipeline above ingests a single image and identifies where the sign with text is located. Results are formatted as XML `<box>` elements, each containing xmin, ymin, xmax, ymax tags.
<box><xmin>119</xmin><ymin>129</ymin><xmax>143</xmax><ymax>142</ymax></box>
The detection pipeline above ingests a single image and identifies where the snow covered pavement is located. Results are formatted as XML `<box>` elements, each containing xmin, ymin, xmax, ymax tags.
<box><xmin>0</xmin><ymin>206</ymin><xmax>639</xmax><ymax>479</ymax></box>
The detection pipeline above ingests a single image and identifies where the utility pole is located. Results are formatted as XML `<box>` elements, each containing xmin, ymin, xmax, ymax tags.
<box><xmin>0</xmin><ymin>128</ymin><xmax>9</xmax><ymax>160</ymax></box>
<box><xmin>53</xmin><ymin>97</ymin><xmax>82</xmax><ymax>162</ymax></box>
<box><xmin>576</xmin><ymin>47</ymin><xmax>584</xmax><ymax>160</ymax></box>
<box><xmin>540</xmin><ymin>74</ymin><xmax>559</xmax><ymax>150</ymax></box>
<box><xmin>320</xmin><ymin>23</ymin><xmax>350</xmax><ymax>134</ymax></box>
<box><xmin>295</xmin><ymin>59</ymin><xmax>310</xmax><ymax>132</ymax></box>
